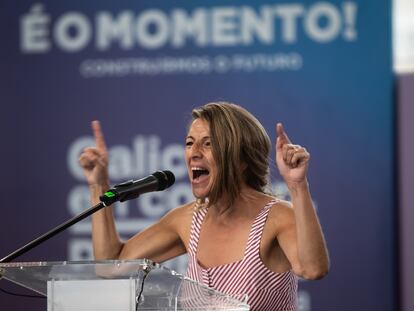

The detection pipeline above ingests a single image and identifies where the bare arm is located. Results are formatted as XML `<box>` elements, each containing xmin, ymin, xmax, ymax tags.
<box><xmin>275</xmin><ymin>123</ymin><xmax>329</xmax><ymax>280</ymax></box>
<box><xmin>79</xmin><ymin>121</ymin><xmax>187</xmax><ymax>262</ymax></box>
<box><xmin>89</xmin><ymin>183</ymin><xmax>123</xmax><ymax>260</ymax></box>
<box><xmin>118</xmin><ymin>206</ymin><xmax>189</xmax><ymax>262</ymax></box>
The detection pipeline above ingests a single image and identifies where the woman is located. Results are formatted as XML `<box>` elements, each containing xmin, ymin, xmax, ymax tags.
<box><xmin>79</xmin><ymin>102</ymin><xmax>329</xmax><ymax>310</ymax></box>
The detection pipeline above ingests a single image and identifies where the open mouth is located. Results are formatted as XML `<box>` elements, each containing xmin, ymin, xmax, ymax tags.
<box><xmin>192</xmin><ymin>167</ymin><xmax>210</xmax><ymax>181</ymax></box>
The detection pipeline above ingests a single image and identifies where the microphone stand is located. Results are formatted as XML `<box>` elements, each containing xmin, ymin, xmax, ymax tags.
<box><xmin>0</xmin><ymin>202</ymin><xmax>107</xmax><ymax>263</ymax></box>
<box><xmin>0</xmin><ymin>171</ymin><xmax>174</xmax><ymax>263</ymax></box>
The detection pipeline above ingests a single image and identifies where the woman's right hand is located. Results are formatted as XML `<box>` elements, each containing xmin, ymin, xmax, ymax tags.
<box><xmin>78</xmin><ymin>120</ymin><xmax>110</xmax><ymax>187</ymax></box>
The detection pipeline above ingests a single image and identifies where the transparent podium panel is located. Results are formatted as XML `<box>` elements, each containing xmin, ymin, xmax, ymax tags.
<box><xmin>0</xmin><ymin>260</ymin><xmax>250</xmax><ymax>311</ymax></box>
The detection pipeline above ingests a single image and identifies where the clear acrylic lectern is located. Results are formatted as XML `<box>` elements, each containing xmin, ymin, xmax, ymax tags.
<box><xmin>0</xmin><ymin>259</ymin><xmax>249</xmax><ymax>311</ymax></box>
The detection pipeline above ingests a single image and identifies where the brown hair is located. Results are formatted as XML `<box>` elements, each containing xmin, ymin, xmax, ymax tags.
<box><xmin>191</xmin><ymin>102</ymin><xmax>271</xmax><ymax>209</ymax></box>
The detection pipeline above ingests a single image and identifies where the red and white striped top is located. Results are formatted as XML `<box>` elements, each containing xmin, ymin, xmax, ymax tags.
<box><xmin>186</xmin><ymin>199</ymin><xmax>298</xmax><ymax>311</ymax></box>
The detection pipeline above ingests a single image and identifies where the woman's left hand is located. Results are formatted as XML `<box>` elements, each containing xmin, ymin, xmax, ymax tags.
<box><xmin>276</xmin><ymin>123</ymin><xmax>310</xmax><ymax>186</ymax></box>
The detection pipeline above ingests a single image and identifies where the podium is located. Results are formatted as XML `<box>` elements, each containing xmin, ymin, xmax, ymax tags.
<box><xmin>0</xmin><ymin>259</ymin><xmax>249</xmax><ymax>311</ymax></box>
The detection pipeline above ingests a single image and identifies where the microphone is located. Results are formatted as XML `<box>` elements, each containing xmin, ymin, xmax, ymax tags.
<box><xmin>0</xmin><ymin>170</ymin><xmax>175</xmax><ymax>263</ymax></box>
<box><xmin>99</xmin><ymin>170</ymin><xmax>175</xmax><ymax>205</ymax></box>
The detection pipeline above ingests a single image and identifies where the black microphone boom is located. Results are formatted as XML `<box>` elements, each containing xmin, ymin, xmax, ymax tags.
<box><xmin>100</xmin><ymin>170</ymin><xmax>175</xmax><ymax>205</ymax></box>
<box><xmin>0</xmin><ymin>170</ymin><xmax>175</xmax><ymax>263</ymax></box>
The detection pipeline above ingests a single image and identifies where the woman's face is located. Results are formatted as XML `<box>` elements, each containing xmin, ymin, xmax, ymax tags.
<box><xmin>185</xmin><ymin>118</ymin><xmax>216</xmax><ymax>199</ymax></box>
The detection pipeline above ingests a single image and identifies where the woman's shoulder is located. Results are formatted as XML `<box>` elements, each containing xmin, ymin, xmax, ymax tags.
<box><xmin>265</xmin><ymin>197</ymin><xmax>295</xmax><ymax>229</ymax></box>
<box><xmin>268</xmin><ymin>197</ymin><xmax>293</xmax><ymax>210</ymax></box>
<box><xmin>256</xmin><ymin>192</ymin><xmax>292</xmax><ymax>211</ymax></box>
<box><xmin>245</xmin><ymin>193</ymin><xmax>294</xmax><ymax>236</ymax></box>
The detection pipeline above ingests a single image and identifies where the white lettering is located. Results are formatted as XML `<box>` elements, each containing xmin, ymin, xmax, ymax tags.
<box><xmin>67</xmin><ymin>185</ymin><xmax>130</xmax><ymax>217</ymax></box>
<box><xmin>54</xmin><ymin>12</ymin><xmax>92</xmax><ymax>52</ymax></box>
<box><xmin>298</xmin><ymin>290</ymin><xmax>311</xmax><ymax>311</ymax></box>
<box><xmin>79</xmin><ymin>53</ymin><xmax>302</xmax><ymax>78</ymax></box>
<box><xmin>148</xmin><ymin>136</ymin><xmax>161</xmax><ymax>173</ymax></box>
<box><xmin>166</xmin><ymin>182</ymin><xmax>193</xmax><ymax>208</ymax></box>
<box><xmin>231</xmin><ymin>53</ymin><xmax>302</xmax><ymax>71</ymax></box>
<box><xmin>342</xmin><ymin>2</ymin><xmax>358</xmax><ymax>41</ymax></box>
<box><xmin>80</xmin><ymin>56</ymin><xmax>212</xmax><ymax>77</ymax></box>
<box><xmin>133</xmin><ymin>136</ymin><xmax>146</xmax><ymax>176</ymax></box>
<box><xmin>304</xmin><ymin>3</ymin><xmax>342</xmax><ymax>43</ymax></box>
<box><xmin>20</xmin><ymin>4</ymin><xmax>51</xmax><ymax>53</ymax></box>
<box><xmin>171</xmin><ymin>9</ymin><xmax>208</xmax><ymax>48</ymax></box>
<box><xmin>20</xmin><ymin>3</ymin><xmax>358</xmax><ymax>53</ymax></box>
<box><xmin>67</xmin><ymin>185</ymin><xmax>90</xmax><ymax>216</ymax></box>
<box><xmin>108</xmin><ymin>145</ymin><xmax>133</xmax><ymax>179</ymax></box>
<box><xmin>214</xmin><ymin>55</ymin><xmax>231</xmax><ymax>73</ymax></box>
<box><xmin>96</xmin><ymin>11</ymin><xmax>134</xmax><ymax>50</ymax></box>
<box><xmin>137</xmin><ymin>182</ymin><xmax>193</xmax><ymax>217</ymax></box>
<box><xmin>138</xmin><ymin>192</ymin><xmax>165</xmax><ymax>218</ymax></box>
<box><xmin>212</xmin><ymin>7</ymin><xmax>239</xmax><ymax>46</ymax></box>
<box><xmin>240</xmin><ymin>6</ymin><xmax>274</xmax><ymax>45</ymax></box>
<box><xmin>68</xmin><ymin>135</ymin><xmax>187</xmax><ymax>181</ymax></box>
<box><xmin>68</xmin><ymin>238</ymin><xmax>93</xmax><ymax>261</ymax></box>
<box><xmin>274</xmin><ymin>4</ymin><xmax>304</xmax><ymax>43</ymax></box>
<box><xmin>136</xmin><ymin>10</ymin><xmax>169</xmax><ymax>49</ymax></box>
<box><xmin>162</xmin><ymin>144</ymin><xmax>187</xmax><ymax>179</ymax></box>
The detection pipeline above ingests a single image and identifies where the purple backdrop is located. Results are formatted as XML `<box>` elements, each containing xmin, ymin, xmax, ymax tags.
<box><xmin>0</xmin><ymin>1</ymin><xmax>395</xmax><ymax>311</ymax></box>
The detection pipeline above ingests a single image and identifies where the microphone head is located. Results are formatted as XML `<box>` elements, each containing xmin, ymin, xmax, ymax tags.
<box><xmin>153</xmin><ymin>170</ymin><xmax>175</xmax><ymax>190</ymax></box>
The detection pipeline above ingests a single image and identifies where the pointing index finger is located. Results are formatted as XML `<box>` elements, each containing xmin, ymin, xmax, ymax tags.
<box><xmin>92</xmin><ymin>120</ymin><xmax>107</xmax><ymax>151</ymax></box>
<box><xmin>276</xmin><ymin>122</ymin><xmax>292</xmax><ymax>145</ymax></box>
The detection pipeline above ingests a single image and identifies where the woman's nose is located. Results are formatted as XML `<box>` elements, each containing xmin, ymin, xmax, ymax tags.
<box><xmin>190</xmin><ymin>143</ymin><xmax>202</xmax><ymax>158</ymax></box>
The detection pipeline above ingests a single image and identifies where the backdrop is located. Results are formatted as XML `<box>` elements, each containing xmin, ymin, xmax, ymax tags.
<box><xmin>0</xmin><ymin>1</ymin><xmax>395</xmax><ymax>310</ymax></box>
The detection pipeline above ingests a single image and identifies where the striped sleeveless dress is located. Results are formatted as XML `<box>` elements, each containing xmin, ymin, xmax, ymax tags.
<box><xmin>186</xmin><ymin>200</ymin><xmax>298</xmax><ymax>311</ymax></box>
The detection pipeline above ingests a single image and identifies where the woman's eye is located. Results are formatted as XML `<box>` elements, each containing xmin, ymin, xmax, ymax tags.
<box><xmin>204</xmin><ymin>141</ymin><xmax>211</xmax><ymax>147</ymax></box>
<box><xmin>185</xmin><ymin>141</ymin><xmax>193</xmax><ymax>147</ymax></box>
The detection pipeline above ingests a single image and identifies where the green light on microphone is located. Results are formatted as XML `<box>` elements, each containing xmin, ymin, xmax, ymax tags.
<box><xmin>104</xmin><ymin>191</ymin><xmax>116</xmax><ymax>198</ymax></box>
